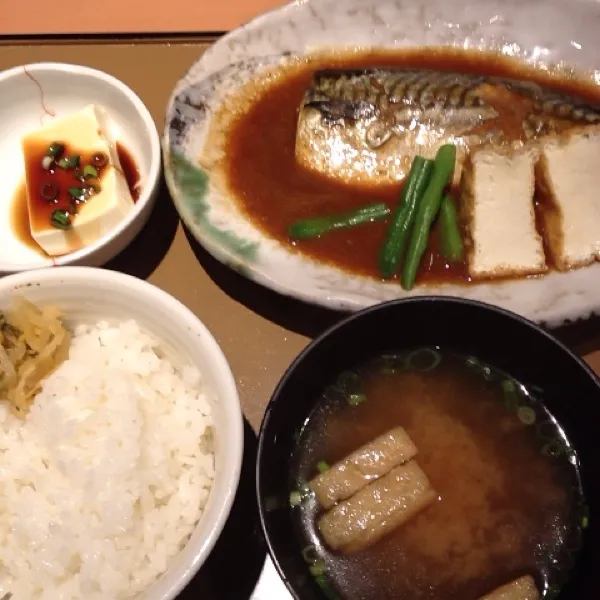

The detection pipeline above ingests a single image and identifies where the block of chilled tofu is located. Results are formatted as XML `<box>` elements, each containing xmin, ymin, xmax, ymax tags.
<box><xmin>317</xmin><ymin>459</ymin><xmax>436</xmax><ymax>554</ymax></box>
<box><xmin>478</xmin><ymin>575</ymin><xmax>540</xmax><ymax>600</ymax></box>
<box><xmin>460</xmin><ymin>146</ymin><xmax>547</xmax><ymax>279</ymax></box>
<box><xmin>21</xmin><ymin>104</ymin><xmax>135</xmax><ymax>257</ymax></box>
<box><xmin>536</xmin><ymin>125</ymin><xmax>600</xmax><ymax>270</ymax></box>
<box><xmin>309</xmin><ymin>426</ymin><xmax>417</xmax><ymax>510</ymax></box>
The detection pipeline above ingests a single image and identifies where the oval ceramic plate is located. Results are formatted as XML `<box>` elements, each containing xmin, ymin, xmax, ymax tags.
<box><xmin>164</xmin><ymin>0</ymin><xmax>600</xmax><ymax>327</ymax></box>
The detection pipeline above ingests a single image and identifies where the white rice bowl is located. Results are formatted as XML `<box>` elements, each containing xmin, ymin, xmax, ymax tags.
<box><xmin>0</xmin><ymin>319</ymin><xmax>216</xmax><ymax>599</ymax></box>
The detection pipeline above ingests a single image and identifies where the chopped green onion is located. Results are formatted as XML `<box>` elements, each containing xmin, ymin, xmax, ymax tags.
<box><xmin>541</xmin><ymin>440</ymin><xmax>566</xmax><ymax>457</ymax></box>
<box><xmin>83</xmin><ymin>165</ymin><xmax>98</xmax><ymax>178</ymax></box>
<box><xmin>91</xmin><ymin>152</ymin><xmax>108</xmax><ymax>168</ymax></box>
<box><xmin>50</xmin><ymin>209</ymin><xmax>72</xmax><ymax>230</ymax></box>
<box><xmin>289</xmin><ymin>482</ymin><xmax>313</xmax><ymax>507</ymax></box>
<box><xmin>501</xmin><ymin>379</ymin><xmax>517</xmax><ymax>394</ymax></box>
<box><xmin>348</xmin><ymin>393</ymin><xmax>366</xmax><ymax>406</ymax></box>
<box><xmin>582</xmin><ymin>514</ymin><xmax>589</xmax><ymax>529</ymax></box>
<box><xmin>40</xmin><ymin>182</ymin><xmax>58</xmax><ymax>202</ymax></box>
<box><xmin>58</xmin><ymin>156</ymin><xmax>80</xmax><ymax>169</ymax></box>
<box><xmin>517</xmin><ymin>406</ymin><xmax>536</xmax><ymax>425</ymax></box>
<box><xmin>301</xmin><ymin>545</ymin><xmax>319</xmax><ymax>564</ymax></box>
<box><xmin>68</xmin><ymin>186</ymin><xmax>85</xmax><ymax>201</ymax></box>
<box><xmin>309</xmin><ymin>561</ymin><xmax>326</xmax><ymax>577</ymax></box>
<box><xmin>317</xmin><ymin>461</ymin><xmax>330</xmax><ymax>473</ymax></box>
<box><xmin>73</xmin><ymin>169</ymin><xmax>85</xmax><ymax>181</ymax></box>
<box><xmin>481</xmin><ymin>365</ymin><xmax>495</xmax><ymax>381</ymax></box>
<box><xmin>298</xmin><ymin>481</ymin><xmax>311</xmax><ymax>493</ymax></box>
<box><xmin>41</xmin><ymin>155</ymin><xmax>53</xmax><ymax>170</ymax></box>
<box><xmin>502</xmin><ymin>383</ymin><xmax>520</xmax><ymax>411</ymax></box>
<box><xmin>465</xmin><ymin>356</ymin><xmax>479</xmax><ymax>369</ymax></box>
<box><xmin>405</xmin><ymin>348</ymin><xmax>441</xmax><ymax>372</ymax></box>
<box><xmin>47</xmin><ymin>142</ymin><xmax>65</xmax><ymax>158</ymax></box>
<box><xmin>314</xmin><ymin>574</ymin><xmax>340</xmax><ymax>600</ymax></box>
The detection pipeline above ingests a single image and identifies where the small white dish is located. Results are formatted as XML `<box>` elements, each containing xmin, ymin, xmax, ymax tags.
<box><xmin>0</xmin><ymin>63</ymin><xmax>161</xmax><ymax>273</ymax></box>
<box><xmin>0</xmin><ymin>266</ymin><xmax>244</xmax><ymax>599</ymax></box>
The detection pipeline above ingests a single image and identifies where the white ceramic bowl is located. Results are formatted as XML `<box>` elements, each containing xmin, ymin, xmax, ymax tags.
<box><xmin>0</xmin><ymin>63</ymin><xmax>161</xmax><ymax>273</ymax></box>
<box><xmin>0</xmin><ymin>267</ymin><xmax>243</xmax><ymax>599</ymax></box>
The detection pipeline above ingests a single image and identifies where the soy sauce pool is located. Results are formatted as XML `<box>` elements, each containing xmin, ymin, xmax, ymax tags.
<box><xmin>10</xmin><ymin>143</ymin><xmax>140</xmax><ymax>258</ymax></box>
<box><xmin>291</xmin><ymin>350</ymin><xmax>585</xmax><ymax>600</ymax></box>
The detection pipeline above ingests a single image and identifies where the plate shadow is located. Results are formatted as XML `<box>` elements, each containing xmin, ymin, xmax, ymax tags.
<box><xmin>105</xmin><ymin>174</ymin><xmax>179</xmax><ymax>280</ymax></box>
<box><xmin>183</xmin><ymin>226</ymin><xmax>345</xmax><ymax>339</ymax></box>
<box><xmin>182</xmin><ymin>224</ymin><xmax>600</xmax><ymax>356</ymax></box>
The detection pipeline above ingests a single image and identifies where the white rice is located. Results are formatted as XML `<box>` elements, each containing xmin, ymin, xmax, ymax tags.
<box><xmin>0</xmin><ymin>319</ymin><xmax>215</xmax><ymax>599</ymax></box>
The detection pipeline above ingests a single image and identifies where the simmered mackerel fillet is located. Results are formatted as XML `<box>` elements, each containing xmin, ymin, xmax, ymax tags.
<box><xmin>478</xmin><ymin>575</ymin><xmax>540</xmax><ymax>600</ymax></box>
<box><xmin>536</xmin><ymin>125</ymin><xmax>600</xmax><ymax>270</ymax></box>
<box><xmin>460</xmin><ymin>146</ymin><xmax>547</xmax><ymax>278</ymax></box>
<box><xmin>295</xmin><ymin>67</ymin><xmax>600</xmax><ymax>185</ymax></box>
<box><xmin>309</xmin><ymin>426</ymin><xmax>417</xmax><ymax>510</ymax></box>
<box><xmin>317</xmin><ymin>460</ymin><xmax>436</xmax><ymax>554</ymax></box>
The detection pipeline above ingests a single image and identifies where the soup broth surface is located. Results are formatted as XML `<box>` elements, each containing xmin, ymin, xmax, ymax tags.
<box><xmin>292</xmin><ymin>350</ymin><xmax>583</xmax><ymax>600</ymax></box>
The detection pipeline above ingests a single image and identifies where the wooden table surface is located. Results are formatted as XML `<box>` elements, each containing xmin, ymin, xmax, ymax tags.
<box><xmin>1</xmin><ymin>38</ymin><xmax>600</xmax><ymax>599</ymax></box>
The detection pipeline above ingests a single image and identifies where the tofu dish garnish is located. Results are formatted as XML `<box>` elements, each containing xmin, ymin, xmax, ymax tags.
<box><xmin>19</xmin><ymin>104</ymin><xmax>140</xmax><ymax>257</ymax></box>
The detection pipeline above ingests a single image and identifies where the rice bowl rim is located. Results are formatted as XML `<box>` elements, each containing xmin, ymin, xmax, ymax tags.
<box><xmin>0</xmin><ymin>266</ymin><xmax>244</xmax><ymax>600</ymax></box>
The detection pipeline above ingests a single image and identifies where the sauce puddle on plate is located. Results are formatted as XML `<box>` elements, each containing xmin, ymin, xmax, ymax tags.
<box><xmin>223</xmin><ymin>48</ymin><xmax>600</xmax><ymax>285</ymax></box>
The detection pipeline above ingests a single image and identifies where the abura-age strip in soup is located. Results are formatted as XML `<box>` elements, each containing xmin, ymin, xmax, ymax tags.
<box><xmin>308</xmin><ymin>425</ymin><xmax>417</xmax><ymax>509</ymax></box>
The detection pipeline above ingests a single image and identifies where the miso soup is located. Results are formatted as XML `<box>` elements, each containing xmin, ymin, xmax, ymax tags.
<box><xmin>291</xmin><ymin>349</ymin><xmax>585</xmax><ymax>600</ymax></box>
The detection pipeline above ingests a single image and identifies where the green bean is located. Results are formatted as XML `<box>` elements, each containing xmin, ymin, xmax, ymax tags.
<box><xmin>288</xmin><ymin>203</ymin><xmax>390</xmax><ymax>240</ymax></box>
<box><xmin>378</xmin><ymin>156</ymin><xmax>434</xmax><ymax>278</ymax></box>
<box><xmin>439</xmin><ymin>194</ymin><xmax>464</xmax><ymax>262</ymax></box>
<box><xmin>401</xmin><ymin>144</ymin><xmax>457</xmax><ymax>290</ymax></box>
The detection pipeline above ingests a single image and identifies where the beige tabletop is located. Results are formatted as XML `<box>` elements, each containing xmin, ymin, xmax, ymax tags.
<box><xmin>1</xmin><ymin>38</ymin><xmax>600</xmax><ymax>599</ymax></box>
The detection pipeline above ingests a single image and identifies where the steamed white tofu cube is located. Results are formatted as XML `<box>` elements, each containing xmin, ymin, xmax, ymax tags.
<box><xmin>536</xmin><ymin>125</ymin><xmax>600</xmax><ymax>270</ymax></box>
<box><xmin>460</xmin><ymin>146</ymin><xmax>547</xmax><ymax>279</ymax></box>
<box><xmin>21</xmin><ymin>104</ymin><xmax>135</xmax><ymax>257</ymax></box>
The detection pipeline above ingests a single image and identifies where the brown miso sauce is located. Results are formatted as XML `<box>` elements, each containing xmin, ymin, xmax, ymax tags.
<box><xmin>11</xmin><ymin>143</ymin><xmax>140</xmax><ymax>258</ymax></box>
<box><xmin>294</xmin><ymin>352</ymin><xmax>583</xmax><ymax>600</ymax></box>
<box><xmin>224</xmin><ymin>48</ymin><xmax>600</xmax><ymax>285</ymax></box>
